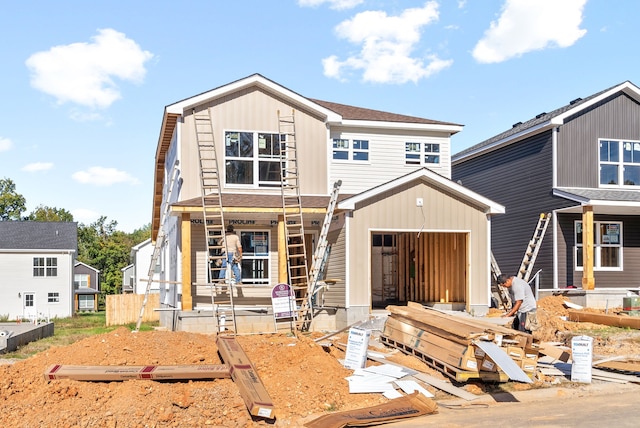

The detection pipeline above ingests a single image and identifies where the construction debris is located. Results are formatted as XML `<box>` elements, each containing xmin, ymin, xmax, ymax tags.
<box><xmin>567</xmin><ymin>310</ymin><xmax>640</xmax><ymax>329</ymax></box>
<box><xmin>303</xmin><ymin>392</ymin><xmax>438</xmax><ymax>428</ymax></box>
<box><xmin>216</xmin><ymin>335</ymin><xmax>276</xmax><ymax>420</ymax></box>
<box><xmin>44</xmin><ymin>364</ymin><xmax>230</xmax><ymax>381</ymax></box>
<box><xmin>381</xmin><ymin>302</ymin><xmax>537</xmax><ymax>383</ymax></box>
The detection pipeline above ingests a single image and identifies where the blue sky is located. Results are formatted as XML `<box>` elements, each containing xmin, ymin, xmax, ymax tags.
<box><xmin>0</xmin><ymin>0</ymin><xmax>636</xmax><ymax>232</ymax></box>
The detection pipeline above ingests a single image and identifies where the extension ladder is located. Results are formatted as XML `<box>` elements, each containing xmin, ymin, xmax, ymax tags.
<box><xmin>193</xmin><ymin>108</ymin><xmax>236</xmax><ymax>334</ymax></box>
<box><xmin>134</xmin><ymin>161</ymin><xmax>180</xmax><ymax>332</ymax></box>
<box><xmin>277</xmin><ymin>109</ymin><xmax>310</xmax><ymax>330</ymax></box>
<box><xmin>517</xmin><ymin>212</ymin><xmax>551</xmax><ymax>282</ymax></box>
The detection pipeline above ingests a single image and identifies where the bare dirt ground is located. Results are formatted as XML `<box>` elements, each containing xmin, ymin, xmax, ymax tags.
<box><xmin>1</xmin><ymin>295</ymin><xmax>640</xmax><ymax>427</ymax></box>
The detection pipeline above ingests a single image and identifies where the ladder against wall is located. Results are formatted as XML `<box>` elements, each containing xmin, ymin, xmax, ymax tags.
<box><xmin>277</xmin><ymin>109</ymin><xmax>311</xmax><ymax>330</ymax></box>
<box><xmin>193</xmin><ymin>108</ymin><xmax>237</xmax><ymax>334</ymax></box>
<box><xmin>517</xmin><ymin>212</ymin><xmax>551</xmax><ymax>282</ymax></box>
<box><xmin>134</xmin><ymin>162</ymin><xmax>180</xmax><ymax>332</ymax></box>
<box><xmin>490</xmin><ymin>252</ymin><xmax>510</xmax><ymax>310</ymax></box>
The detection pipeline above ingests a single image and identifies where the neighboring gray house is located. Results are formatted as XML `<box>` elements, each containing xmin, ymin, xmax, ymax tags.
<box><xmin>0</xmin><ymin>221</ymin><xmax>77</xmax><ymax>320</ymax></box>
<box><xmin>452</xmin><ymin>81</ymin><xmax>640</xmax><ymax>299</ymax></box>
<box><xmin>73</xmin><ymin>261</ymin><xmax>100</xmax><ymax>312</ymax></box>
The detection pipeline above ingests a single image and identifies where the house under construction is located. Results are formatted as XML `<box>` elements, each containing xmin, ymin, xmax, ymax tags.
<box><xmin>148</xmin><ymin>74</ymin><xmax>504</xmax><ymax>333</ymax></box>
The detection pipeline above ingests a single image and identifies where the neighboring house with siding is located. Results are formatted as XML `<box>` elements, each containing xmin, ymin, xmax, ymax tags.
<box><xmin>151</xmin><ymin>73</ymin><xmax>504</xmax><ymax>332</ymax></box>
<box><xmin>452</xmin><ymin>81</ymin><xmax>640</xmax><ymax>300</ymax></box>
<box><xmin>124</xmin><ymin>239</ymin><xmax>160</xmax><ymax>295</ymax></box>
<box><xmin>0</xmin><ymin>221</ymin><xmax>77</xmax><ymax>320</ymax></box>
<box><xmin>73</xmin><ymin>261</ymin><xmax>100</xmax><ymax>312</ymax></box>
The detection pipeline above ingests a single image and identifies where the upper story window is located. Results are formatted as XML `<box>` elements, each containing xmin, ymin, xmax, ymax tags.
<box><xmin>332</xmin><ymin>139</ymin><xmax>369</xmax><ymax>161</ymax></box>
<box><xmin>74</xmin><ymin>274</ymin><xmax>89</xmax><ymax>289</ymax></box>
<box><xmin>225</xmin><ymin>131</ymin><xmax>283</xmax><ymax>188</ymax></box>
<box><xmin>405</xmin><ymin>142</ymin><xmax>440</xmax><ymax>166</ymax></box>
<box><xmin>599</xmin><ymin>139</ymin><xmax>640</xmax><ymax>186</ymax></box>
<box><xmin>34</xmin><ymin>257</ymin><xmax>57</xmax><ymax>277</ymax></box>
<box><xmin>575</xmin><ymin>221</ymin><xmax>622</xmax><ymax>271</ymax></box>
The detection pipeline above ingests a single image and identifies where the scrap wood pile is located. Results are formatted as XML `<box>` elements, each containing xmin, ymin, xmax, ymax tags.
<box><xmin>381</xmin><ymin>302</ymin><xmax>538</xmax><ymax>383</ymax></box>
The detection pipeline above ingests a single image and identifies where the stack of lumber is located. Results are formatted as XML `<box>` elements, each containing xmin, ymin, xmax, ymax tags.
<box><xmin>381</xmin><ymin>302</ymin><xmax>538</xmax><ymax>383</ymax></box>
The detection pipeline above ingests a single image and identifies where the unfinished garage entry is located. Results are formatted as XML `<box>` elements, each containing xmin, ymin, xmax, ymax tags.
<box><xmin>371</xmin><ymin>231</ymin><xmax>468</xmax><ymax>308</ymax></box>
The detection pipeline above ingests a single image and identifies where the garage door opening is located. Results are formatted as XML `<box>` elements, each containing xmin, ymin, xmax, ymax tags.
<box><xmin>371</xmin><ymin>231</ymin><xmax>468</xmax><ymax>309</ymax></box>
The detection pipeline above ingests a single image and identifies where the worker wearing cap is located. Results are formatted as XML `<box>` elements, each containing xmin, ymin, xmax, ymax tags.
<box><xmin>219</xmin><ymin>225</ymin><xmax>242</xmax><ymax>283</ymax></box>
<box><xmin>497</xmin><ymin>274</ymin><xmax>537</xmax><ymax>333</ymax></box>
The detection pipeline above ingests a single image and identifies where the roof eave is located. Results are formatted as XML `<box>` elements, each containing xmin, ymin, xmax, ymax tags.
<box><xmin>339</xmin><ymin>119</ymin><xmax>462</xmax><ymax>134</ymax></box>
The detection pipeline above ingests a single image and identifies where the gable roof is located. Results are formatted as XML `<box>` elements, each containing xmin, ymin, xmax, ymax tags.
<box><xmin>0</xmin><ymin>221</ymin><xmax>78</xmax><ymax>251</ymax></box>
<box><xmin>153</xmin><ymin>73</ymin><xmax>462</xmax><ymax>238</ymax></box>
<box><xmin>74</xmin><ymin>261</ymin><xmax>100</xmax><ymax>273</ymax></box>
<box><xmin>453</xmin><ymin>81</ymin><xmax>640</xmax><ymax>164</ymax></box>
<box><xmin>337</xmin><ymin>167</ymin><xmax>504</xmax><ymax>214</ymax></box>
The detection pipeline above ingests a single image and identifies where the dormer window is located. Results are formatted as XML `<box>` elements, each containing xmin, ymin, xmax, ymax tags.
<box><xmin>599</xmin><ymin>139</ymin><xmax>640</xmax><ymax>186</ymax></box>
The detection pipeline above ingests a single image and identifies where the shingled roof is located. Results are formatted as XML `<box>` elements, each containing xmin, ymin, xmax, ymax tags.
<box><xmin>0</xmin><ymin>221</ymin><xmax>78</xmax><ymax>251</ymax></box>
<box><xmin>453</xmin><ymin>81</ymin><xmax>637</xmax><ymax>161</ymax></box>
<box><xmin>310</xmin><ymin>98</ymin><xmax>462</xmax><ymax>127</ymax></box>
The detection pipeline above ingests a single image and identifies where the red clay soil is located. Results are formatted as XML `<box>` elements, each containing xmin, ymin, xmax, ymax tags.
<box><xmin>3</xmin><ymin>298</ymin><xmax>640</xmax><ymax>427</ymax></box>
<box><xmin>0</xmin><ymin>328</ymin><xmax>413</xmax><ymax>427</ymax></box>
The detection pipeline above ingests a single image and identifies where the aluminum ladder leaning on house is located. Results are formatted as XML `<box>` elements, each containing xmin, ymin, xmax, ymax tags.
<box><xmin>193</xmin><ymin>108</ymin><xmax>237</xmax><ymax>334</ymax></box>
<box><xmin>306</xmin><ymin>179</ymin><xmax>342</xmax><ymax>323</ymax></box>
<box><xmin>277</xmin><ymin>109</ymin><xmax>311</xmax><ymax>331</ymax></box>
<box><xmin>490</xmin><ymin>251</ymin><xmax>511</xmax><ymax>310</ymax></box>
<box><xmin>134</xmin><ymin>161</ymin><xmax>180</xmax><ymax>332</ymax></box>
<box><xmin>517</xmin><ymin>212</ymin><xmax>552</xmax><ymax>282</ymax></box>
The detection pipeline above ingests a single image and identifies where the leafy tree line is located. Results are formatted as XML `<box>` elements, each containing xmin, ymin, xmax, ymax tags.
<box><xmin>1</xmin><ymin>177</ymin><xmax>150</xmax><ymax>298</ymax></box>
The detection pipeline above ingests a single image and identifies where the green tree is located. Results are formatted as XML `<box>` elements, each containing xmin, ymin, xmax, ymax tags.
<box><xmin>26</xmin><ymin>205</ymin><xmax>74</xmax><ymax>222</ymax></box>
<box><xmin>0</xmin><ymin>177</ymin><xmax>26</xmax><ymax>220</ymax></box>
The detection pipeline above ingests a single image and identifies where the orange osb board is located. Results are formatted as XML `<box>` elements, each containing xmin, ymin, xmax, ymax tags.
<box><xmin>44</xmin><ymin>364</ymin><xmax>230</xmax><ymax>381</ymax></box>
<box><xmin>216</xmin><ymin>335</ymin><xmax>276</xmax><ymax>420</ymax></box>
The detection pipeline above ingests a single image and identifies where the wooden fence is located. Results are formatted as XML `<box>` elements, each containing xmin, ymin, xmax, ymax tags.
<box><xmin>105</xmin><ymin>294</ymin><xmax>160</xmax><ymax>326</ymax></box>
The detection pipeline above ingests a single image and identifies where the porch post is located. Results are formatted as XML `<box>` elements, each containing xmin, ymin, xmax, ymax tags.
<box><xmin>181</xmin><ymin>213</ymin><xmax>193</xmax><ymax>310</ymax></box>
<box><xmin>278</xmin><ymin>215</ymin><xmax>288</xmax><ymax>283</ymax></box>
<box><xmin>581</xmin><ymin>205</ymin><xmax>595</xmax><ymax>290</ymax></box>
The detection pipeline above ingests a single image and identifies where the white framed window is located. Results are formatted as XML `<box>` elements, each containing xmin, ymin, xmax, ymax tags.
<box><xmin>74</xmin><ymin>274</ymin><xmax>89</xmax><ymax>289</ymax></box>
<box><xmin>239</xmin><ymin>230</ymin><xmax>270</xmax><ymax>286</ymax></box>
<box><xmin>575</xmin><ymin>221</ymin><xmax>623</xmax><ymax>271</ymax></box>
<box><xmin>332</xmin><ymin>138</ymin><xmax>369</xmax><ymax>161</ymax></box>
<box><xmin>225</xmin><ymin>131</ymin><xmax>284</xmax><ymax>187</ymax></box>
<box><xmin>48</xmin><ymin>292</ymin><xmax>60</xmax><ymax>303</ymax></box>
<box><xmin>78</xmin><ymin>295</ymin><xmax>95</xmax><ymax>310</ymax></box>
<box><xmin>34</xmin><ymin>257</ymin><xmax>57</xmax><ymax>277</ymax></box>
<box><xmin>405</xmin><ymin>142</ymin><xmax>440</xmax><ymax>165</ymax></box>
<box><xmin>599</xmin><ymin>139</ymin><xmax>640</xmax><ymax>186</ymax></box>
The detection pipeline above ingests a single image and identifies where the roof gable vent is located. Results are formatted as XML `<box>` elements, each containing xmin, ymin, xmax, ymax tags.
<box><xmin>570</xmin><ymin>97</ymin><xmax>582</xmax><ymax>105</ymax></box>
<box><xmin>535</xmin><ymin>112</ymin><xmax>547</xmax><ymax>119</ymax></box>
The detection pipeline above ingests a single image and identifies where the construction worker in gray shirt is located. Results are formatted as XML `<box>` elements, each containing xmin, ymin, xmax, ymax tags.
<box><xmin>497</xmin><ymin>274</ymin><xmax>538</xmax><ymax>333</ymax></box>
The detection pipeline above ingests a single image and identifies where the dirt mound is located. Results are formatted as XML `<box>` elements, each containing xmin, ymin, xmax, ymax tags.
<box><xmin>0</xmin><ymin>328</ymin><xmax>388</xmax><ymax>427</ymax></box>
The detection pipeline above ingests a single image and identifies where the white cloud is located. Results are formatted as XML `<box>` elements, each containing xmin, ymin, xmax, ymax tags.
<box><xmin>26</xmin><ymin>28</ymin><xmax>154</xmax><ymax>109</ymax></box>
<box><xmin>0</xmin><ymin>137</ymin><xmax>12</xmax><ymax>152</ymax></box>
<box><xmin>298</xmin><ymin>0</ymin><xmax>363</xmax><ymax>10</ymax></box>
<box><xmin>71</xmin><ymin>208</ymin><xmax>101</xmax><ymax>225</ymax></box>
<box><xmin>322</xmin><ymin>1</ymin><xmax>451</xmax><ymax>84</ymax></box>
<box><xmin>22</xmin><ymin>162</ymin><xmax>53</xmax><ymax>172</ymax></box>
<box><xmin>72</xmin><ymin>166</ymin><xmax>139</xmax><ymax>186</ymax></box>
<box><xmin>472</xmin><ymin>0</ymin><xmax>587</xmax><ymax>64</ymax></box>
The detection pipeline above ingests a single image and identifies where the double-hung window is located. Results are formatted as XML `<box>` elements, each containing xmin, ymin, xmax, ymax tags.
<box><xmin>332</xmin><ymin>139</ymin><xmax>369</xmax><ymax>161</ymax></box>
<box><xmin>239</xmin><ymin>231</ymin><xmax>270</xmax><ymax>285</ymax></box>
<box><xmin>225</xmin><ymin>131</ymin><xmax>283</xmax><ymax>187</ymax></box>
<box><xmin>405</xmin><ymin>142</ymin><xmax>440</xmax><ymax>165</ymax></box>
<box><xmin>575</xmin><ymin>221</ymin><xmax>622</xmax><ymax>270</ymax></box>
<box><xmin>34</xmin><ymin>257</ymin><xmax>57</xmax><ymax>277</ymax></box>
<box><xmin>599</xmin><ymin>139</ymin><xmax>640</xmax><ymax>186</ymax></box>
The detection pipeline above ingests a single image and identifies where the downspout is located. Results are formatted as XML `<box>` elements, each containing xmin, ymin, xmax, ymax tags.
<box><xmin>552</xmin><ymin>126</ymin><xmax>559</xmax><ymax>290</ymax></box>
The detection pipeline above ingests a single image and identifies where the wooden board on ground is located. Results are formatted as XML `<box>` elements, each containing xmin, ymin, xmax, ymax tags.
<box><xmin>567</xmin><ymin>310</ymin><xmax>640</xmax><ymax>329</ymax></box>
<box><xmin>216</xmin><ymin>335</ymin><xmax>275</xmax><ymax>420</ymax></box>
<box><xmin>44</xmin><ymin>364</ymin><xmax>230</xmax><ymax>381</ymax></box>
<box><xmin>594</xmin><ymin>359</ymin><xmax>640</xmax><ymax>375</ymax></box>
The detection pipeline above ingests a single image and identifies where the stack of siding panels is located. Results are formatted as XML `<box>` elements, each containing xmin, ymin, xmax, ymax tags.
<box><xmin>381</xmin><ymin>303</ymin><xmax>538</xmax><ymax>382</ymax></box>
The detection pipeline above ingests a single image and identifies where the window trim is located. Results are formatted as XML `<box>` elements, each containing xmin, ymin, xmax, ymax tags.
<box><xmin>224</xmin><ymin>130</ymin><xmax>284</xmax><ymax>188</ymax></box>
<box><xmin>405</xmin><ymin>142</ymin><xmax>440</xmax><ymax>166</ymax></box>
<box><xmin>599</xmin><ymin>138</ymin><xmax>640</xmax><ymax>188</ymax></box>
<box><xmin>238</xmin><ymin>229</ymin><xmax>271</xmax><ymax>286</ymax></box>
<box><xmin>574</xmin><ymin>220</ymin><xmax>623</xmax><ymax>271</ymax></box>
<box><xmin>48</xmin><ymin>292</ymin><xmax>60</xmax><ymax>303</ymax></box>
<box><xmin>332</xmin><ymin>138</ymin><xmax>370</xmax><ymax>163</ymax></box>
<box><xmin>34</xmin><ymin>257</ymin><xmax>58</xmax><ymax>277</ymax></box>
